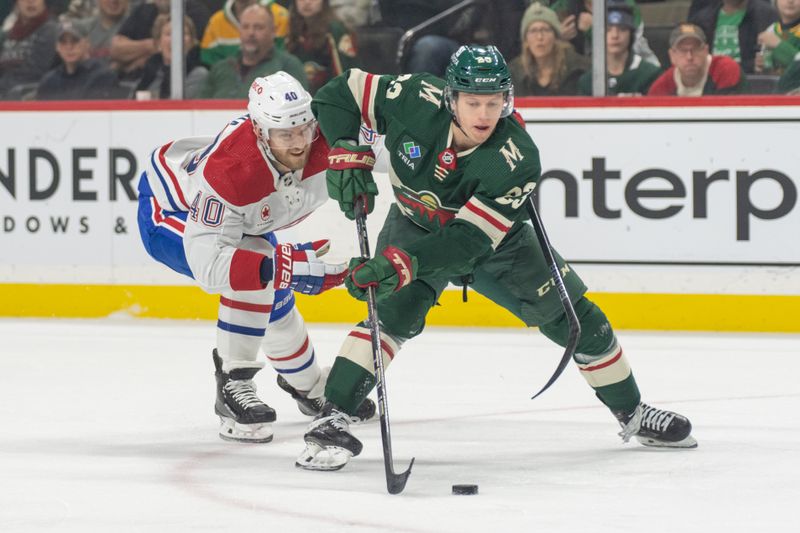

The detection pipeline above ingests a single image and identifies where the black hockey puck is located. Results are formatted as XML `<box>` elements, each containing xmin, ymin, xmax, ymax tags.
<box><xmin>452</xmin><ymin>484</ymin><xmax>478</xmax><ymax>495</ymax></box>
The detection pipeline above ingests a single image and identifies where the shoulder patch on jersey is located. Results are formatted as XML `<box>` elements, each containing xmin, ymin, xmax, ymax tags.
<box><xmin>203</xmin><ymin>120</ymin><xmax>276</xmax><ymax>207</ymax></box>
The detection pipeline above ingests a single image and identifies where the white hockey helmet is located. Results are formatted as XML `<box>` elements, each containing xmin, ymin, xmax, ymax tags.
<box><xmin>248</xmin><ymin>71</ymin><xmax>317</xmax><ymax>152</ymax></box>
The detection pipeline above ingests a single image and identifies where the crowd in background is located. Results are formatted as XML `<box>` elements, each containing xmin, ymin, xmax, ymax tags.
<box><xmin>0</xmin><ymin>0</ymin><xmax>798</xmax><ymax>100</ymax></box>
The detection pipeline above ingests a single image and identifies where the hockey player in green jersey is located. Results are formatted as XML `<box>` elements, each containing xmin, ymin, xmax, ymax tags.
<box><xmin>296</xmin><ymin>45</ymin><xmax>697</xmax><ymax>471</ymax></box>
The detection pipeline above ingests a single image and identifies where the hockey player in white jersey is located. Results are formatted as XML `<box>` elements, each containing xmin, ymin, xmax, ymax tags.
<box><xmin>136</xmin><ymin>71</ymin><xmax>375</xmax><ymax>443</ymax></box>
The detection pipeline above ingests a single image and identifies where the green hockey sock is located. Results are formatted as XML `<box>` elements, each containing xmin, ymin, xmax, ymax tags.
<box><xmin>325</xmin><ymin>356</ymin><xmax>377</xmax><ymax>416</ymax></box>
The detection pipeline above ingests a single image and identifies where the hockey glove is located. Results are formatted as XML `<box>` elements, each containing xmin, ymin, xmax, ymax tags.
<box><xmin>326</xmin><ymin>139</ymin><xmax>378</xmax><ymax>220</ymax></box>
<box><xmin>263</xmin><ymin>240</ymin><xmax>348</xmax><ymax>295</ymax></box>
<box><xmin>345</xmin><ymin>246</ymin><xmax>418</xmax><ymax>301</ymax></box>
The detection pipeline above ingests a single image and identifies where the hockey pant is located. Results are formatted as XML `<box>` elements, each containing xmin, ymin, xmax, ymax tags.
<box><xmin>325</xmin><ymin>205</ymin><xmax>640</xmax><ymax>414</ymax></box>
<box><xmin>136</xmin><ymin>175</ymin><xmax>321</xmax><ymax>392</ymax></box>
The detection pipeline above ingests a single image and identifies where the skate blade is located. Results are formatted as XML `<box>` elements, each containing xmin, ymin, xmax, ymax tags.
<box><xmin>295</xmin><ymin>442</ymin><xmax>352</xmax><ymax>471</ymax></box>
<box><xmin>218</xmin><ymin>417</ymin><xmax>274</xmax><ymax>443</ymax></box>
<box><xmin>636</xmin><ymin>434</ymin><xmax>698</xmax><ymax>449</ymax></box>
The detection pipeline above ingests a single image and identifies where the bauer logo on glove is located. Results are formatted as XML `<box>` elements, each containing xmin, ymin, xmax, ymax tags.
<box><xmin>265</xmin><ymin>239</ymin><xmax>348</xmax><ymax>295</ymax></box>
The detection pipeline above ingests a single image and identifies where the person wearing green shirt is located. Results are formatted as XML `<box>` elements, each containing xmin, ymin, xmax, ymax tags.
<box><xmin>690</xmin><ymin>0</ymin><xmax>778</xmax><ymax>73</ymax></box>
<box><xmin>200</xmin><ymin>3</ymin><xmax>307</xmax><ymax>99</ymax></box>
<box><xmin>294</xmin><ymin>45</ymin><xmax>697</xmax><ymax>472</ymax></box>
<box><xmin>578</xmin><ymin>1</ymin><xmax>662</xmax><ymax>95</ymax></box>
<box><xmin>756</xmin><ymin>0</ymin><xmax>800</xmax><ymax>74</ymax></box>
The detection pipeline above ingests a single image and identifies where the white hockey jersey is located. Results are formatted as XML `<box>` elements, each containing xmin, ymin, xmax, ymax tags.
<box><xmin>143</xmin><ymin>115</ymin><xmax>330</xmax><ymax>293</ymax></box>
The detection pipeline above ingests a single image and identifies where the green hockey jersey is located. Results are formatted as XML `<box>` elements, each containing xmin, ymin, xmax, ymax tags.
<box><xmin>313</xmin><ymin>69</ymin><xmax>542</xmax><ymax>279</ymax></box>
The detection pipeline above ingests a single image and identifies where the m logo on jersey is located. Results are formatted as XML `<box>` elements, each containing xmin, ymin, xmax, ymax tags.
<box><xmin>499</xmin><ymin>138</ymin><xmax>524</xmax><ymax>171</ymax></box>
<box><xmin>418</xmin><ymin>80</ymin><xmax>443</xmax><ymax>107</ymax></box>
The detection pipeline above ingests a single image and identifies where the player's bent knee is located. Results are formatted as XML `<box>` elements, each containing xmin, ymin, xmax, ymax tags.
<box><xmin>538</xmin><ymin>297</ymin><xmax>615</xmax><ymax>357</ymax></box>
<box><xmin>378</xmin><ymin>281</ymin><xmax>437</xmax><ymax>339</ymax></box>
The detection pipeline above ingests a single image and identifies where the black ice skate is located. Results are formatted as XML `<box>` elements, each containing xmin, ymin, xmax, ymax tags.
<box><xmin>614</xmin><ymin>402</ymin><xmax>697</xmax><ymax>448</ymax></box>
<box><xmin>276</xmin><ymin>374</ymin><xmax>377</xmax><ymax>423</ymax></box>
<box><xmin>213</xmin><ymin>350</ymin><xmax>276</xmax><ymax>443</ymax></box>
<box><xmin>295</xmin><ymin>402</ymin><xmax>363</xmax><ymax>471</ymax></box>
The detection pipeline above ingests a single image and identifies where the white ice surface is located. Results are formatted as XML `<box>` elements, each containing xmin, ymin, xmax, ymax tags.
<box><xmin>1</xmin><ymin>319</ymin><xmax>798</xmax><ymax>533</ymax></box>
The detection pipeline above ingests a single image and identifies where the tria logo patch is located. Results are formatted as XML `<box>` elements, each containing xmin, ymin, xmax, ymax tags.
<box><xmin>403</xmin><ymin>141</ymin><xmax>421</xmax><ymax>159</ymax></box>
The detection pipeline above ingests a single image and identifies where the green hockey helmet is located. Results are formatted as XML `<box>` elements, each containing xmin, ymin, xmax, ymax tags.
<box><xmin>444</xmin><ymin>45</ymin><xmax>514</xmax><ymax>118</ymax></box>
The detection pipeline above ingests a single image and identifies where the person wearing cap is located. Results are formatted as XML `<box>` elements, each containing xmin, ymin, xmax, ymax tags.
<box><xmin>577</xmin><ymin>0</ymin><xmax>662</xmax><ymax>95</ymax></box>
<box><xmin>550</xmin><ymin>0</ymin><xmax>661</xmax><ymax>67</ymax></box>
<box><xmin>0</xmin><ymin>0</ymin><xmax>58</xmax><ymax>99</ymax></box>
<box><xmin>648</xmin><ymin>22</ymin><xmax>745</xmax><ymax>96</ymax></box>
<box><xmin>36</xmin><ymin>19</ymin><xmax>121</xmax><ymax>100</ymax></box>
<box><xmin>509</xmin><ymin>2</ymin><xmax>590</xmax><ymax>96</ymax></box>
<box><xmin>689</xmin><ymin>0</ymin><xmax>777</xmax><ymax>74</ymax></box>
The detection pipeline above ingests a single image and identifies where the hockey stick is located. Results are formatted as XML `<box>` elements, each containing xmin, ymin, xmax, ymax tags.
<box><xmin>525</xmin><ymin>195</ymin><xmax>581</xmax><ymax>399</ymax></box>
<box><xmin>354</xmin><ymin>196</ymin><xmax>415</xmax><ymax>495</ymax></box>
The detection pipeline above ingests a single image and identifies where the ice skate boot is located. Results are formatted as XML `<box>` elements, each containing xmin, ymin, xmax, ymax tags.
<box><xmin>277</xmin><ymin>373</ymin><xmax>376</xmax><ymax>423</ymax></box>
<box><xmin>614</xmin><ymin>402</ymin><xmax>697</xmax><ymax>448</ymax></box>
<box><xmin>213</xmin><ymin>350</ymin><xmax>276</xmax><ymax>443</ymax></box>
<box><xmin>295</xmin><ymin>402</ymin><xmax>362</xmax><ymax>471</ymax></box>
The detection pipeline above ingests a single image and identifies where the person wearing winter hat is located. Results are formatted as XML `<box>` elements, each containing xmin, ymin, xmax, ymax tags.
<box><xmin>577</xmin><ymin>0</ymin><xmax>662</xmax><ymax>95</ymax></box>
<box><xmin>509</xmin><ymin>2</ymin><xmax>589</xmax><ymax>96</ymax></box>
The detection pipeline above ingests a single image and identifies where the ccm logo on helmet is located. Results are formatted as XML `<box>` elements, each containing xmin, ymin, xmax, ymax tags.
<box><xmin>251</xmin><ymin>81</ymin><xmax>263</xmax><ymax>94</ymax></box>
<box><xmin>475</xmin><ymin>77</ymin><xmax>498</xmax><ymax>82</ymax></box>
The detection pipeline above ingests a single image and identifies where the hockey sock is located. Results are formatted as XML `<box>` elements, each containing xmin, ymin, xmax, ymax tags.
<box><xmin>216</xmin><ymin>291</ymin><xmax>274</xmax><ymax>369</ymax></box>
<box><xmin>325</xmin><ymin>325</ymin><xmax>401</xmax><ymax>415</ymax></box>
<box><xmin>539</xmin><ymin>296</ymin><xmax>640</xmax><ymax>413</ymax></box>
<box><xmin>262</xmin><ymin>308</ymin><xmax>320</xmax><ymax>392</ymax></box>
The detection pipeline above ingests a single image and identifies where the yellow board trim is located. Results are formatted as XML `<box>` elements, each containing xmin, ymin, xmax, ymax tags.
<box><xmin>0</xmin><ymin>284</ymin><xmax>798</xmax><ymax>332</ymax></box>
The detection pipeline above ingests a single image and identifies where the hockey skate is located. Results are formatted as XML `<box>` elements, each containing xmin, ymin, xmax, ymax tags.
<box><xmin>276</xmin><ymin>373</ymin><xmax>377</xmax><ymax>423</ymax></box>
<box><xmin>213</xmin><ymin>350</ymin><xmax>276</xmax><ymax>443</ymax></box>
<box><xmin>295</xmin><ymin>402</ymin><xmax>363</xmax><ymax>471</ymax></box>
<box><xmin>615</xmin><ymin>402</ymin><xmax>697</xmax><ymax>448</ymax></box>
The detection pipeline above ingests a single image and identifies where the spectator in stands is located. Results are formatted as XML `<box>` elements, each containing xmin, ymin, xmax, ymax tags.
<box><xmin>286</xmin><ymin>0</ymin><xmax>356</xmax><ymax>94</ymax></box>
<box><xmin>37</xmin><ymin>18</ymin><xmax>121</xmax><ymax>98</ymax></box>
<box><xmin>510</xmin><ymin>2</ymin><xmax>589</xmax><ymax>96</ymax></box>
<box><xmin>689</xmin><ymin>0</ymin><xmax>777</xmax><ymax>74</ymax></box>
<box><xmin>0</xmin><ymin>0</ymin><xmax>58</xmax><ymax>99</ymax></box>
<box><xmin>756</xmin><ymin>0</ymin><xmax>800</xmax><ymax>74</ymax></box>
<box><xmin>110</xmin><ymin>0</ymin><xmax>210</xmax><ymax>80</ymax></box>
<box><xmin>133</xmin><ymin>13</ymin><xmax>207</xmax><ymax>98</ymax></box>
<box><xmin>578</xmin><ymin>1</ymin><xmax>662</xmax><ymax>95</ymax></box>
<box><xmin>777</xmin><ymin>52</ymin><xmax>800</xmax><ymax>91</ymax></box>
<box><xmin>329</xmin><ymin>0</ymin><xmax>372</xmax><ymax>29</ymax></box>
<box><xmin>648</xmin><ymin>22</ymin><xmax>745</xmax><ymax>95</ymax></box>
<box><xmin>80</xmin><ymin>0</ymin><xmax>129</xmax><ymax>65</ymax></box>
<box><xmin>200</xmin><ymin>0</ymin><xmax>289</xmax><ymax>67</ymax></box>
<box><xmin>550</xmin><ymin>0</ymin><xmax>661</xmax><ymax>66</ymax></box>
<box><xmin>200</xmin><ymin>2</ymin><xmax>305</xmax><ymax>98</ymax></box>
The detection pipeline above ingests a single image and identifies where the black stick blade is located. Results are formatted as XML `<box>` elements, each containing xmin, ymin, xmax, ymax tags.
<box><xmin>387</xmin><ymin>457</ymin><xmax>415</xmax><ymax>495</ymax></box>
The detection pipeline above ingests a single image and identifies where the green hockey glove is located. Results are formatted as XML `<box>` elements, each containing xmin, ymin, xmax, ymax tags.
<box><xmin>345</xmin><ymin>246</ymin><xmax>418</xmax><ymax>301</ymax></box>
<box><xmin>326</xmin><ymin>140</ymin><xmax>378</xmax><ymax>220</ymax></box>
